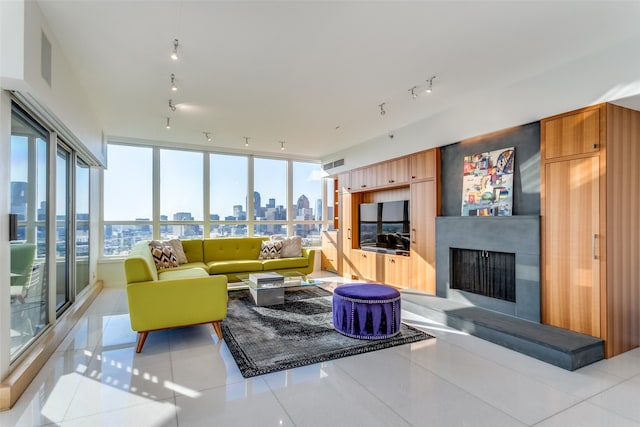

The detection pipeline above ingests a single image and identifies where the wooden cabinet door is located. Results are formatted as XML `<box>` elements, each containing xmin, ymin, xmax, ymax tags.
<box><xmin>351</xmin><ymin>249</ymin><xmax>377</xmax><ymax>281</ymax></box>
<box><xmin>321</xmin><ymin>231</ymin><xmax>338</xmax><ymax>272</ymax></box>
<box><xmin>410</xmin><ymin>180</ymin><xmax>437</xmax><ymax>294</ymax></box>
<box><xmin>380</xmin><ymin>157</ymin><xmax>409</xmax><ymax>187</ymax></box>
<box><xmin>543</xmin><ymin>106</ymin><xmax>602</xmax><ymax>160</ymax></box>
<box><xmin>339</xmin><ymin>192</ymin><xmax>353</xmax><ymax>277</ymax></box>
<box><xmin>410</xmin><ymin>149</ymin><xmax>438</xmax><ymax>181</ymax></box>
<box><xmin>542</xmin><ymin>157</ymin><xmax>601</xmax><ymax>337</ymax></box>
<box><xmin>383</xmin><ymin>254</ymin><xmax>410</xmax><ymax>288</ymax></box>
<box><xmin>338</xmin><ymin>172</ymin><xmax>351</xmax><ymax>193</ymax></box>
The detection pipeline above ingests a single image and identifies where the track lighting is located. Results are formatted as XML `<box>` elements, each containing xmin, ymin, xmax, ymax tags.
<box><xmin>168</xmin><ymin>99</ymin><xmax>176</xmax><ymax>111</ymax></box>
<box><xmin>203</xmin><ymin>132</ymin><xmax>212</xmax><ymax>142</ymax></box>
<box><xmin>243</xmin><ymin>137</ymin><xmax>250</xmax><ymax>147</ymax></box>
<box><xmin>409</xmin><ymin>86</ymin><xmax>418</xmax><ymax>99</ymax></box>
<box><xmin>425</xmin><ymin>76</ymin><xmax>435</xmax><ymax>93</ymax></box>
<box><xmin>379</xmin><ymin>102</ymin><xmax>386</xmax><ymax>116</ymax></box>
<box><xmin>170</xmin><ymin>74</ymin><xmax>177</xmax><ymax>91</ymax></box>
<box><xmin>171</xmin><ymin>38</ymin><xmax>179</xmax><ymax>61</ymax></box>
<box><xmin>280</xmin><ymin>141</ymin><xmax>285</xmax><ymax>150</ymax></box>
<box><xmin>165</xmin><ymin>117</ymin><xmax>171</xmax><ymax>129</ymax></box>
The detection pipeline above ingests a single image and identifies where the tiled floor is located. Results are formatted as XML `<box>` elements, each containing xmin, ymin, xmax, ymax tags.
<box><xmin>2</xmin><ymin>274</ymin><xmax>640</xmax><ymax>426</ymax></box>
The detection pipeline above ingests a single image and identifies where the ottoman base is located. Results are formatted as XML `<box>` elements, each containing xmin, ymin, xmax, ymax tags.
<box><xmin>332</xmin><ymin>283</ymin><xmax>401</xmax><ymax>340</ymax></box>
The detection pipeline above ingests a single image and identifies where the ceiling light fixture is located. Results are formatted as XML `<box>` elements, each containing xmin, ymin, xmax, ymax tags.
<box><xmin>170</xmin><ymin>74</ymin><xmax>177</xmax><ymax>91</ymax></box>
<box><xmin>379</xmin><ymin>102</ymin><xmax>386</xmax><ymax>116</ymax></box>
<box><xmin>425</xmin><ymin>76</ymin><xmax>436</xmax><ymax>93</ymax></box>
<box><xmin>203</xmin><ymin>132</ymin><xmax>212</xmax><ymax>142</ymax></box>
<box><xmin>165</xmin><ymin>117</ymin><xmax>171</xmax><ymax>129</ymax></box>
<box><xmin>243</xmin><ymin>136</ymin><xmax>250</xmax><ymax>147</ymax></box>
<box><xmin>409</xmin><ymin>86</ymin><xmax>418</xmax><ymax>99</ymax></box>
<box><xmin>168</xmin><ymin>99</ymin><xmax>176</xmax><ymax>111</ymax></box>
<box><xmin>280</xmin><ymin>141</ymin><xmax>285</xmax><ymax>150</ymax></box>
<box><xmin>171</xmin><ymin>38</ymin><xmax>179</xmax><ymax>61</ymax></box>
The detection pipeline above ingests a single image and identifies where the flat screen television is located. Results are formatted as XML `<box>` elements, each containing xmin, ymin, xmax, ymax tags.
<box><xmin>359</xmin><ymin>200</ymin><xmax>410</xmax><ymax>254</ymax></box>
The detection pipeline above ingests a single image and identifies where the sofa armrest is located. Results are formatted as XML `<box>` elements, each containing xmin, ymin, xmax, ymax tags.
<box><xmin>302</xmin><ymin>247</ymin><xmax>316</xmax><ymax>265</ymax></box>
<box><xmin>126</xmin><ymin>275</ymin><xmax>228</xmax><ymax>332</ymax></box>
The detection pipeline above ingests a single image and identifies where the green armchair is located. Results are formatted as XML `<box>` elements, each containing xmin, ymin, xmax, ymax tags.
<box><xmin>124</xmin><ymin>242</ymin><xmax>228</xmax><ymax>353</ymax></box>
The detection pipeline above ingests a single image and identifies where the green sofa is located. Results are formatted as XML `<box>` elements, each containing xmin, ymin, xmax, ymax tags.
<box><xmin>124</xmin><ymin>241</ymin><xmax>229</xmax><ymax>353</ymax></box>
<box><xmin>123</xmin><ymin>237</ymin><xmax>315</xmax><ymax>352</ymax></box>
<box><xmin>154</xmin><ymin>236</ymin><xmax>316</xmax><ymax>281</ymax></box>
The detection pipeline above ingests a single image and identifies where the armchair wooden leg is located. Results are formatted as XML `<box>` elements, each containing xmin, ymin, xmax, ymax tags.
<box><xmin>212</xmin><ymin>321</ymin><xmax>223</xmax><ymax>340</ymax></box>
<box><xmin>136</xmin><ymin>331</ymin><xmax>149</xmax><ymax>353</ymax></box>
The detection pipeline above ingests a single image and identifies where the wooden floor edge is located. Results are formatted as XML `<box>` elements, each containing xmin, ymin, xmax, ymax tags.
<box><xmin>0</xmin><ymin>280</ymin><xmax>104</xmax><ymax>411</ymax></box>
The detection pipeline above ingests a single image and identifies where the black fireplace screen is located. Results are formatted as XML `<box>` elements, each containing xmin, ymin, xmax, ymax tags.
<box><xmin>450</xmin><ymin>248</ymin><xmax>516</xmax><ymax>302</ymax></box>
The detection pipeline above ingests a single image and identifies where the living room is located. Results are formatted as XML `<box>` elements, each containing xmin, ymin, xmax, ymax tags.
<box><xmin>3</xmin><ymin>1</ymin><xmax>640</xmax><ymax>424</ymax></box>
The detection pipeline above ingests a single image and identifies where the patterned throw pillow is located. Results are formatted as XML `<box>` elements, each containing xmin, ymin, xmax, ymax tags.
<box><xmin>258</xmin><ymin>240</ymin><xmax>283</xmax><ymax>259</ymax></box>
<box><xmin>271</xmin><ymin>235</ymin><xmax>302</xmax><ymax>258</ymax></box>
<box><xmin>166</xmin><ymin>239</ymin><xmax>188</xmax><ymax>264</ymax></box>
<box><xmin>149</xmin><ymin>241</ymin><xmax>179</xmax><ymax>270</ymax></box>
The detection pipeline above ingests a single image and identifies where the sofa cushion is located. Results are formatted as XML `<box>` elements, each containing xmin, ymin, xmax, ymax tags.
<box><xmin>258</xmin><ymin>240</ymin><xmax>283</xmax><ymax>259</ymax></box>
<box><xmin>158</xmin><ymin>267</ymin><xmax>210</xmax><ymax>280</ymax></box>
<box><xmin>166</xmin><ymin>239</ymin><xmax>188</xmax><ymax>264</ymax></box>
<box><xmin>261</xmin><ymin>257</ymin><xmax>309</xmax><ymax>270</ymax></box>
<box><xmin>208</xmin><ymin>260</ymin><xmax>264</xmax><ymax>274</ymax></box>
<box><xmin>159</xmin><ymin>262</ymin><xmax>209</xmax><ymax>273</ymax></box>
<box><xmin>271</xmin><ymin>235</ymin><xmax>302</xmax><ymax>258</ymax></box>
<box><xmin>203</xmin><ymin>237</ymin><xmax>266</xmax><ymax>262</ymax></box>
<box><xmin>181</xmin><ymin>239</ymin><xmax>204</xmax><ymax>263</ymax></box>
<box><xmin>149</xmin><ymin>241</ymin><xmax>179</xmax><ymax>270</ymax></box>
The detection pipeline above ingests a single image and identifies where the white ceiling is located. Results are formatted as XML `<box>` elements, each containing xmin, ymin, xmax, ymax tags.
<box><xmin>36</xmin><ymin>1</ymin><xmax>640</xmax><ymax>160</ymax></box>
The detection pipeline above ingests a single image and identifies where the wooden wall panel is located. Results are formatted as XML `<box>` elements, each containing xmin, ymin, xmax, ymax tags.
<box><xmin>605</xmin><ymin>103</ymin><xmax>640</xmax><ymax>356</ymax></box>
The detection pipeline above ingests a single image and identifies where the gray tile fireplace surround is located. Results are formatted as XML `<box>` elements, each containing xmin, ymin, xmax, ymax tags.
<box><xmin>432</xmin><ymin>215</ymin><xmax>604</xmax><ymax>370</ymax></box>
<box><xmin>436</xmin><ymin>215</ymin><xmax>540</xmax><ymax>322</ymax></box>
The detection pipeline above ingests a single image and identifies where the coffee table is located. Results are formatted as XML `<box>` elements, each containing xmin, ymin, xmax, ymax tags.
<box><xmin>230</xmin><ymin>271</ymin><xmax>318</xmax><ymax>306</ymax></box>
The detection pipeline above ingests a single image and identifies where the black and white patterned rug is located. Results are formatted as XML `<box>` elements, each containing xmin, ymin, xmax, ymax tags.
<box><xmin>221</xmin><ymin>285</ymin><xmax>433</xmax><ymax>378</ymax></box>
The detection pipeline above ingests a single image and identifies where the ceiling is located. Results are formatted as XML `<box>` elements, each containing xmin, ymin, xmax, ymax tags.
<box><xmin>36</xmin><ymin>1</ymin><xmax>640</xmax><ymax>160</ymax></box>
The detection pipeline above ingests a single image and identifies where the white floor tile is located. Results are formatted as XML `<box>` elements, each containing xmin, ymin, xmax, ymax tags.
<box><xmin>536</xmin><ymin>401</ymin><xmax>640</xmax><ymax>427</ymax></box>
<box><xmin>5</xmin><ymin>283</ymin><xmax>640</xmax><ymax>427</ymax></box>
<box><xmin>175</xmin><ymin>380</ymin><xmax>293</xmax><ymax>427</ymax></box>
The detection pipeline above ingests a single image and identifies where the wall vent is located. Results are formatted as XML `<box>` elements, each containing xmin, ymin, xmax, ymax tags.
<box><xmin>323</xmin><ymin>162</ymin><xmax>334</xmax><ymax>170</ymax></box>
<box><xmin>333</xmin><ymin>158</ymin><xmax>345</xmax><ymax>167</ymax></box>
<box><xmin>41</xmin><ymin>31</ymin><xmax>52</xmax><ymax>86</ymax></box>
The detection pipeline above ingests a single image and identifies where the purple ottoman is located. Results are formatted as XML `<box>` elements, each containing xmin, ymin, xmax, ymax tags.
<box><xmin>332</xmin><ymin>283</ymin><xmax>401</xmax><ymax>339</ymax></box>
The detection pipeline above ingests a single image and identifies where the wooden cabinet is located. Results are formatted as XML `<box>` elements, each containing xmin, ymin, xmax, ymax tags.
<box><xmin>350</xmin><ymin>167</ymin><xmax>376</xmax><ymax>191</ymax></box>
<box><xmin>338</xmin><ymin>172</ymin><xmax>351</xmax><ymax>193</ymax></box>
<box><xmin>382</xmin><ymin>254</ymin><xmax>410</xmax><ymax>289</ymax></box>
<box><xmin>351</xmin><ymin>249</ymin><xmax>377</xmax><ymax>281</ymax></box>
<box><xmin>541</xmin><ymin>103</ymin><xmax>640</xmax><ymax>358</ymax></box>
<box><xmin>410</xmin><ymin>178</ymin><xmax>437</xmax><ymax>294</ymax></box>
<box><xmin>544</xmin><ymin>106</ymin><xmax>602</xmax><ymax>160</ymax></box>
<box><xmin>542</xmin><ymin>157</ymin><xmax>601</xmax><ymax>336</ymax></box>
<box><xmin>339</xmin><ymin>191</ymin><xmax>353</xmax><ymax>278</ymax></box>
<box><xmin>321</xmin><ymin>231</ymin><xmax>338</xmax><ymax>273</ymax></box>
<box><xmin>410</xmin><ymin>149</ymin><xmax>438</xmax><ymax>181</ymax></box>
<box><xmin>378</xmin><ymin>157</ymin><xmax>409</xmax><ymax>187</ymax></box>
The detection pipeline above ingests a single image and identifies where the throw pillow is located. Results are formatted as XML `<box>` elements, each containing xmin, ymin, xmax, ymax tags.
<box><xmin>149</xmin><ymin>241</ymin><xmax>179</xmax><ymax>270</ymax></box>
<box><xmin>258</xmin><ymin>240</ymin><xmax>283</xmax><ymax>259</ymax></box>
<box><xmin>271</xmin><ymin>235</ymin><xmax>302</xmax><ymax>258</ymax></box>
<box><xmin>166</xmin><ymin>239</ymin><xmax>188</xmax><ymax>264</ymax></box>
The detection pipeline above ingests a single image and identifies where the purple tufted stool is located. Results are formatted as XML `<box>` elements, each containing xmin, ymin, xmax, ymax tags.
<box><xmin>332</xmin><ymin>283</ymin><xmax>401</xmax><ymax>340</ymax></box>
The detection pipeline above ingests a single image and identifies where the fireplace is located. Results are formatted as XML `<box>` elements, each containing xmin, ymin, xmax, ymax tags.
<box><xmin>450</xmin><ymin>248</ymin><xmax>516</xmax><ymax>302</ymax></box>
<box><xmin>435</xmin><ymin>216</ymin><xmax>540</xmax><ymax>322</ymax></box>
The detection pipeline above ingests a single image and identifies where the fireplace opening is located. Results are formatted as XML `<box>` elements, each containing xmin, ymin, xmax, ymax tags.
<box><xmin>450</xmin><ymin>248</ymin><xmax>516</xmax><ymax>302</ymax></box>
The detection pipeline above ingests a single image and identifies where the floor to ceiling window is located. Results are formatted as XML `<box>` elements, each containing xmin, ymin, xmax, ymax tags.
<box><xmin>9</xmin><ymin>106</ymin><xmax>50</xmax><ymax>360</ymax></box>
<box><xmin>102</xmin><ymin>143</ymin><xmax>325</xmax><ymax>255</ymax></box>
<box><xmin>55</xmin><ymin>144</ymin><xmax>71</xmax><ymax>313</ymax></box>
<box><xmin>8</xmin><ymin>101</ymin><xmax>95</xmax><ymax>361</ymax></box>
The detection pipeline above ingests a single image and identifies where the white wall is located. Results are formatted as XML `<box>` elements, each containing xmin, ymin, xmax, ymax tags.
<box><xmin>0</xmin><ymin>0</ymin><xmax>105</xmax><ymax>166</ymax></box>
<box><xmin>324</xmin><ymin>33</ymin><xmax>640</xmax><ymax>173</ymax></box>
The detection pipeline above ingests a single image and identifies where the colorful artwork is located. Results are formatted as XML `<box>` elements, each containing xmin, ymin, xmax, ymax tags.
<box><xmin>461</xmin><ymin>147</ymin><xmax>515</xmax><ymax>216</ymax></box>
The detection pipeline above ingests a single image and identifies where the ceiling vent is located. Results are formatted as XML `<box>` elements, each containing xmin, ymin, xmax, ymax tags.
<box><xmin>322</xmin><ymin>158</ymin><xmax>344</xmax><ymax>171</ymax></box>
<box><xmin>333</xmin><ymin>158</ymin><xmax>345</xmax><ymax>168</ymax></box>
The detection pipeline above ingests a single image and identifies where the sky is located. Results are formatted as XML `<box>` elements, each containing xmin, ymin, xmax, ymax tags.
<box><xmin>103</xmin><ymin>144</ymin><xmax>322</xmax><ymax>221</ymax></box>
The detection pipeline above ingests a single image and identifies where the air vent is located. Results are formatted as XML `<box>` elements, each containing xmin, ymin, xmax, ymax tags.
<box><xmin>333</xmin><ymin>158</ymin><xmax>345</xmax><ymax>167</ymax></box>
<box><xmin>323</xmin><ymin>162</ymin><xmax>334</xmax><ymax>170</ymax></box>
<box><xmin>41</xmin><ymin>31</ymin><xmax>52</xmax><ymax>86</ymax></box>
